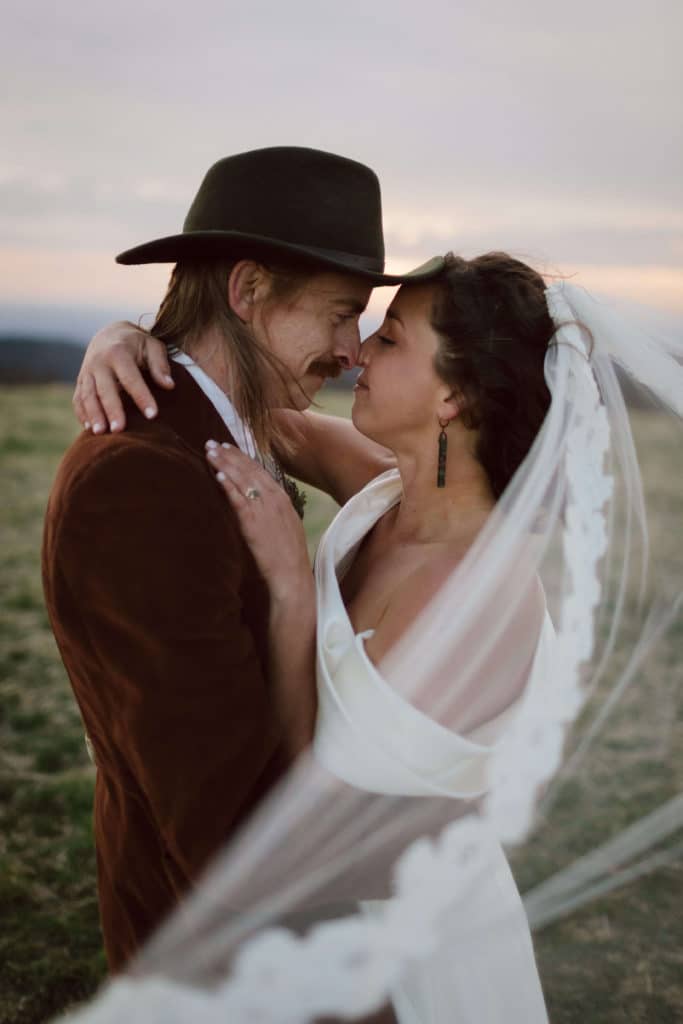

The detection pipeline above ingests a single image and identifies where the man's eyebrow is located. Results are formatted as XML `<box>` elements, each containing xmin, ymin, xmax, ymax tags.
<box><xmin>386</xmin><ymin>308</ymin><xmax>403</xmax><ymax>326</ymax></box>
<box><xmin>330</xmin><ymin>297</ymin><xmax>368</xmax><ymax>314</ymax></box>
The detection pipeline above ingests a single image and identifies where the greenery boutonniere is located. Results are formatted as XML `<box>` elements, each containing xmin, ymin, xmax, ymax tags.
<box><xmin>282</xmin><ymin>475</ymin><xmax>307</xmax><ymax>519</ymax></box>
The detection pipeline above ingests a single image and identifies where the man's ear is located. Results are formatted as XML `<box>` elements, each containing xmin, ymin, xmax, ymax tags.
<box><xmin>227</xmin><ymin>260</ymin><xmax>271</xmax><ymax>322</ymax></box>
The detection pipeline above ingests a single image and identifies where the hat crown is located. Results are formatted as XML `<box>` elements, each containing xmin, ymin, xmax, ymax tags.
<box><xmin>116</xmin><ymin>146</ymin><xmax>444</xmax><ymax>284</ymax></box>
<box><xmin>182</xmin><ymin>147</ymin><xmax>385</xmax><ymax>265</ymax></box>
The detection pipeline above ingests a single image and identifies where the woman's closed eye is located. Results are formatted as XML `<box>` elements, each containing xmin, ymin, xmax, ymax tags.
<box><xmin>378</xmin><ymin>334</ymin><xmax>395</xmax><ymax>346</ymax></box>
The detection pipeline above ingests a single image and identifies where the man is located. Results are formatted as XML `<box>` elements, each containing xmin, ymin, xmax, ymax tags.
<box><xmin>43</xmin><ymin>146</ymin><xmax>441</xmax><ymax>972</ymax></box>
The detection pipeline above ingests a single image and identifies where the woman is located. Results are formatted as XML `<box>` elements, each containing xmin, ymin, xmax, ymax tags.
<box><xmin>204</xmin><ymin>254</ymin><xmax>551</xmax><ymax>767</ymax></box>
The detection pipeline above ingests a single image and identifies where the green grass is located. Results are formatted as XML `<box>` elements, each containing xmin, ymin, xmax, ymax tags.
<box><xmin>1</xmin><ymin>385</ymin><xmax>681</xmax><ymax>1023</ymax></box>
<box><xmin>510</xmin><ymin>408</ymin><xmax>683</xmax><ymax>1022</ymax></box>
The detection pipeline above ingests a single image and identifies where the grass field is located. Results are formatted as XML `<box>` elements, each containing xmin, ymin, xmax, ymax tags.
<box><xmin>0</xmin><ymin>384</ymin><xmax>681</xmax><ymax>1023</ymax></box>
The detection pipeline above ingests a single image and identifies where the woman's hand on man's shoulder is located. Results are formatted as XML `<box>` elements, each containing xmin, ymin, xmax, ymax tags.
<box><xmin>73</xmin><ymin>321</ymin><xmax>174</xmax><ymax>435</ymax></box>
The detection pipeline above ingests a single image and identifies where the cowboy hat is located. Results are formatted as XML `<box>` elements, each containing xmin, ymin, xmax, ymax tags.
<box><xmin>116</xmin><ymin>147</ymin><xmax>443</xmax><ymax>285</ymax></box>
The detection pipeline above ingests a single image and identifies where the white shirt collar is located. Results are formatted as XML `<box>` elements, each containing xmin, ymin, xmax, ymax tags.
<box><xmin>170</xmin><ymin>350</ymin><xmax>259</xmax><ymax>460</ymax></box>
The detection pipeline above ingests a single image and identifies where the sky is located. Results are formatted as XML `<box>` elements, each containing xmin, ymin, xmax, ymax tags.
<box><xmin>2</xmin><ymin>0</ymin><xmax>682</xmax><ymax>337</ymax></box>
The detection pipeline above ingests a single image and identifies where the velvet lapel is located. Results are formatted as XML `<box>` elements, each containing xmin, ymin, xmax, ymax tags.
<box><xmin>125</xmin><ymin>361</ymin><xmax>240</xmax><ymax>456</ymax></box>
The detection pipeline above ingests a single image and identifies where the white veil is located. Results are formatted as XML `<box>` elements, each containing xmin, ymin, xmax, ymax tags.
<box><xmin>58</xmin><ymin>282</ymin><xmax>683</xmax><ymax>1022</ymax></box>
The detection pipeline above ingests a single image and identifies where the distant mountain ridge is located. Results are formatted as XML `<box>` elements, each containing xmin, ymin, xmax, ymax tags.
<box><xmin>0</xmin><ymin>302</ymin><xmax>143</xmax><ymax>345</ymax></box>
<box><xmin>0</xmin><ymin>336</ymin><xmax>358</xmax><ymax>389</ymax></box>
<box><xmin>0</xmin><ymin>301</ymin><xmax>128</xmax><ymax>383</ymax></box>
<box><xmin>1</xmin><ymin>298</ymin><xmax>679</xmax><ymax>396</ymax></box>
<box><xmin>0</xmin><ymin>337</ymin><xmax>86</xmax><ymax>383</ymax></box>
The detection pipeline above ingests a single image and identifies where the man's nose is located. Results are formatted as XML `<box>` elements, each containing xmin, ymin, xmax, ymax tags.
<box><xmin>333</xmin><ymin>333</ymin><xmax>361</xmax><ymax>370</ymax></box>
<box><xmin>355</xmin><ymin>333</ymin><xmax>373</xmax><ymax>367</ymax></box>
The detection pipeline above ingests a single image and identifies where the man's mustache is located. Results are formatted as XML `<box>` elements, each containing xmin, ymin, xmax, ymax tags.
<box><xmin>307</xmin><ymin>360</ymin><xmax>343</xmax><ymax>380</ymax></box>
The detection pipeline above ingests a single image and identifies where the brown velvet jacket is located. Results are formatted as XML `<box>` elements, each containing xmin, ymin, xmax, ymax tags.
<box><xmin>42</xmin><ymin>364</ymin><xmax>293</xmax><ymax>971</ymax></box>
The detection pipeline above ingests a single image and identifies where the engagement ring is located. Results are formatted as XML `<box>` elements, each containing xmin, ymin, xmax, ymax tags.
<box><xmin>245</xmin><ymin>487</ymin><xmax>261</xmax><ymax>501</ymax></box>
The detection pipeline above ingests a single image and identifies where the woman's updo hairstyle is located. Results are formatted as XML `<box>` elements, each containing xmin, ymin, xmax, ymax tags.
<box><xmin>431</xmin><ymin>252</ymin><xmax>554</xmax><ymax>499</ymax></box>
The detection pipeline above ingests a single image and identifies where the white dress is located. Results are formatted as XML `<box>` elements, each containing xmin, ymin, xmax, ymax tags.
<box><xmin>313</xmin><ymin>468</ymin><xmax>550</xmax><ymax>1023</ymax></box>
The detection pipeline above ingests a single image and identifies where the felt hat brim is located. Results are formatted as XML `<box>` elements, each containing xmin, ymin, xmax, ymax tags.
<box><xmin>116</xmin><ymin>231</ymin><xmax>445</xmax><ymax>286</ymax></box>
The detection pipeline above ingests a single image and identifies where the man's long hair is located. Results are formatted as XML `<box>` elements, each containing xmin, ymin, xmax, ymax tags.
<box><xmin>151</xmin><ymin>257</ymin><xmax>307</xmax><ymax>454</ymax></box>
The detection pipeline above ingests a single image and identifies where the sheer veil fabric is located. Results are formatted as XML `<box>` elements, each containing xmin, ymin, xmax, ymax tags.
<box><xmin>59</xmin><ymin>282</ymin><xmax>683</xmax><ymax>1023</ymax></box>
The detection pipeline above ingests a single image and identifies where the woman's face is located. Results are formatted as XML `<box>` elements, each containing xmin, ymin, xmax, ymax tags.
<box><xmin>352</xmin><ymin>283</ymin><xmax>452</xmax><ymax>449</ymax></box>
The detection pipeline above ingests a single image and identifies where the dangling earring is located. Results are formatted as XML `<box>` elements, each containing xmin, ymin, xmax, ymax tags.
<box><xmin>437</xmin><ymin>419</ymin><xmax>448</xmax><ymax>488</ymax></box>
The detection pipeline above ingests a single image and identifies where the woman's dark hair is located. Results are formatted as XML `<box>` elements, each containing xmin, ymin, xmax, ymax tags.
<box><xmin>431</xmin><ymin>252</ymin><xmax>554</xmax><ymax>499</ymax></box>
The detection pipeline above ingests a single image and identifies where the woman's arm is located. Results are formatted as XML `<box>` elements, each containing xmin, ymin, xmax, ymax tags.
<box><xmin>72</xmin><ymin>319</ymin><xmax>395</xmax><ymax>503</ymax></box>
<box><xmin>72</xmin><ymin>323</ymin><xmax>395</xmax><ymax>505</ymax></box>
<box><xmin>273</xmin><ymin>410</ymin><xmax>396</xmax><ymax>506</ymax></box>
<box><xmin>206</xmin><ymin>442</ymin><xmax>318</xmax><ymax>753</ymax></box>
<box><xmin>266</xmin><ymin>584</ymin><xmax>317</xmax><ymax>756</ymax></box>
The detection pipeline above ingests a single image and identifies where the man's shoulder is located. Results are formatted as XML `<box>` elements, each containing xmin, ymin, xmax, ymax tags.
<box><xmin>57</xmin><ymin>425</ymin><xmax>195</xmax><ymax>482</ymax></box>
<box><xmin>44</xmin><ymin>427</ymin><xmax>247</xmax><ymax>569</ymax></box>
<box><xmin>48</xmin><ymin>426</ymin><xmax>218</xmax><ymax>524</ymax></box>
